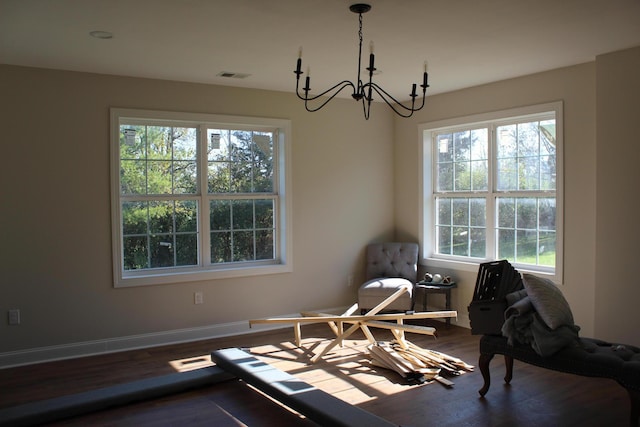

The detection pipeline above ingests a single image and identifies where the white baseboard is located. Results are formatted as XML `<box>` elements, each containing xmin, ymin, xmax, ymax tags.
<box><xmin>0</xmin><ymin>305</ymin><xmax>470</xmax><ymax>369</ymax></box>
<box><xmin>0</xmin><ymin>315</ymin><xmax>295</xmax><ymax>369</ymax></box>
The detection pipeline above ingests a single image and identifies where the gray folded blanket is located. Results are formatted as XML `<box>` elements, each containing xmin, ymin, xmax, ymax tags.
<box><xmin>501</xmin><ymin>290</ymin><xmax>580</xmax><ymax>357</ymax></box>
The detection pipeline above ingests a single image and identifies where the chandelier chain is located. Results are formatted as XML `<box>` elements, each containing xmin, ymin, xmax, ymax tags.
<box><xmin>359</xmin><ymin>13</ymin><xmax>363</xmax><ymax>46</ymax></box>
<box><xmin>357</xmin><ymin>12</ymin><xmax>364</xmax><ymax>90</ymax></box>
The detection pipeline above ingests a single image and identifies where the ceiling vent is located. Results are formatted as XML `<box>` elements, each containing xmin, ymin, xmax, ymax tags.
<box><xmin>217</xmin><ymin>72</ymin><xmax>251</xmax><ymax>79</ymax></box>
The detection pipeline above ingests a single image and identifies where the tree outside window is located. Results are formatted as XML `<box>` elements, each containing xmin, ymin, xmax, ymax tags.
<box><xmin>425</xmin><ymin>103</ymin><xmax>561</xmax><ymax>277</ymax></box>
<box><xmin>111</xmin><ymin>109</ymin><xmax>291</xmax><ymax>287</ymax></box>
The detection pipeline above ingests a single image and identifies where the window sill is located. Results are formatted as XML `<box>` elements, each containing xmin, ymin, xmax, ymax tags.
<box><xmin>422</xmin><ymin>256</ymin><xmax>562</xmax><ymax>285</ymax></box>
<box><xmin>114</xmin><ymin>263</ymin><xmax>293</xmax><ymax>288</ymax></box>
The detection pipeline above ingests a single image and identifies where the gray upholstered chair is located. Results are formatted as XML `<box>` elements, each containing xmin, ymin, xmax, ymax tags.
<box><xmin>357</xmin><ymin>242</ymin><xmax>419</xmax><ymax>313</ymax></box>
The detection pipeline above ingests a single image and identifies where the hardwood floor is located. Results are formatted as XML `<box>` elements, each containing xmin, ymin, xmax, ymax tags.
<box><xmin>0</xmin><ymin>321</ymin><xmax>631</xmax><ymax>426</ymax></box>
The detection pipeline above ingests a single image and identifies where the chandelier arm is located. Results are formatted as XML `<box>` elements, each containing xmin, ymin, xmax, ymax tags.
<box><xmin>295</xmin><ymin>79</ymin><xmax>356</xmax><ymax>102</ymax></box>
<box><xmin>299</xmin><ymin>81</ymin><xmax>357</xmax><ymax>112</ymax></box>
<box><xmin>366</xmin><ymin>84</ymin><xmax>424</xmax><ymax>118</ymax></box>
<box><xmin>367</xmin><ymin>82</ymin><xmax>426</xmax><ymax>110</ymax></box>
<box><xmin>366</xmin><ymin>82</ymin><xmax>427</xmax><ymax>115</ymax></box>
<box><xmin>361</xmin><ymin>95</ymin><xmax>371</xmax><ymax>120</ymax></box>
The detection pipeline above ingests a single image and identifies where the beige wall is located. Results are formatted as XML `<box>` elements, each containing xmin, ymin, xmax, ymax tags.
<box><xmin>1</xmin><ymin>46</ymin><xmax>638</xmax><ymax>364</ymax></box>
<box><xmin>394</xmin><ymin>47</ymin><xmax>640</xmax><ymax>346</ymax></box>
<box><xmin>595</xmin><ymin>47</ymin><xmax>640</xmax><ymax>343</ymax></box>
<box><xmin>0</xmin><ymin>65</ymin><xmax>395</xmax><ymax>360</ymax></box>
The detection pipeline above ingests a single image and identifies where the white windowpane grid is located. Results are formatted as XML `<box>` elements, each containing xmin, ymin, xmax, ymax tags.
<box><xmin>435</xmin><ymin>197</ymin><xmax>486</xmax><ymax>258</ymax></box>
<box><xmin>207</xmin><ymin>129</ymin><xmax>274</xmax><ymax>194</ymax></box>
<box><xmin>120</xmin><ymin>125</ymin><xmax>198</xmax><ymax>196</ymax></box>
<box><xmin>496</xmin><ymin>121</ymin><xmax>556</xmax><ymax>192</ymax></box>
<box><xmin>209</xmin><ymin>198</ymin><xmax>275</xmax><ymax>264</ymax></box>
<box><xmin>430</xmin><ymin>112</ymin><xmax>558</xmax><ymax>272</ymax></box>
<box><xmin>436</xmin><ymin>128</ymin><xmax>488</xmax><ymax>192</ymax></box>
<box><xmin>496</xmin><ymin>197</ymin><xmax>556</xmax><ymax>267</ymax></box>
<box><xmin>114</xmin><ymin>112</ymin><xmax>286</xmax><ymax>284</ymax></box>
<box><xmin>121</xmin><ymin>200</ymin><xmax>199</xmax><ymax>270</ymax></box>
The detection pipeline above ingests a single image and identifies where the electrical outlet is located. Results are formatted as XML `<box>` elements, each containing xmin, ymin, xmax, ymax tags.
<box><xmin>194</xmin><ymin>292</ymin><xmax>204</xmax><ymax>305</ymax></box>
<box><xmin>8</xmin><ymin>309</ymin><xmax>20</xmax><ymax>325</ymax></box>
<box><xmin>347</xmin><ymin>275</ymin><xmax>354</xmax><ymax>287</ymax></box>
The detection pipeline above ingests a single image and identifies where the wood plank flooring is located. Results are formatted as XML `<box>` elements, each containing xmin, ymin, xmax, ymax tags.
<box><xmin>0</xmin><ymin>321</ymin><xmax>631</xmax><ymax>426</ymax></box>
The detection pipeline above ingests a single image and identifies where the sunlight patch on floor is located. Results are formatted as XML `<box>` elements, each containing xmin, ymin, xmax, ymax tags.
<box><xmin>168</xmin><ymin>354</ymin><xmax>213</xmax><ymax>372</ymax></box>
<box><xmin>250</xmin><ymin>335</ymin><xmax>425</xmax><ymax>405</ymax></box>
<box><xmin>165</xmin><ymin>328</ymin><xmax>468</xmax><ymax>410</ymax></box>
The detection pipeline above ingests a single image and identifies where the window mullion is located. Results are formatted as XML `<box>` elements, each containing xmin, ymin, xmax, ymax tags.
<box><xmin>199</xmin><ymin>124</ymin><xmax>211</xmax><ymax>267</ymax></box>
<box><xmin>486</xmin><ymin>125</ymin><xmax>496</xmax><ymax>260</ymax></box>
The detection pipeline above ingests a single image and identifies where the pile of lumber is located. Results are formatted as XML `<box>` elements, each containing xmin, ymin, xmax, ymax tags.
<box><xmin>368</xmin><ymin>340</ymin><xmax>474</xmax><ymax>386</ymax></box>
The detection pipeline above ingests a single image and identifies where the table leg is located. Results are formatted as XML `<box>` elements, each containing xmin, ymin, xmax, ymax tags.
<box><xmin>445</xmin><ymin>289</ymin><xmax>451</xmax><ymax>326</ymax></box>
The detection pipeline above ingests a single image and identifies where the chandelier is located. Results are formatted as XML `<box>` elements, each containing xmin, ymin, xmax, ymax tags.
<box><xmin>294</xmin><ymin>3</ymin><xmax>429</xmax><ymax>120</ymax></box>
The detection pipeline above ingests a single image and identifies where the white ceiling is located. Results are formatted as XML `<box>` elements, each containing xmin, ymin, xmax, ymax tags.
<box><xmin>2</xmin><ymin>0</ymin><xmax>640</xmax><ymax>101</ymax></box>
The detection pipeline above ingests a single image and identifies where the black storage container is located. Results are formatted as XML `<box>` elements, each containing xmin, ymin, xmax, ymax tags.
<box><xmin>468</xmin><ymin>260</ymin><xmax>523</xmax><ymax>335</ymax></box>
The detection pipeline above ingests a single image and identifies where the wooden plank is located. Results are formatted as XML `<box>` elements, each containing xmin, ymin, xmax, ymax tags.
<box><xmin>365</xmin><ymin>339</ymin><xmax>476</xmax><ymax>387</ymax></box>
<box><xmin>301</xmin><ymin>305</ymin><xmax>365</xmax><ymax>346</ymax></box>
<box><xmin>406</xmin><ymin>342</ymin><xmax>475</xmax><ymax>372</ymax></box>
<box><xmin>368</xmin><ymin>286</ymin><xmax>409</xmax><ymax>312</ymax></box>
<box><xmin>375</xmin><ymin>344</ymin><xmax>415</xmax><ymax>373</ymax></box>
<box><xmin>310</xmin><ymin>322</ymin><xmax>363</xmax><ymax>363</ymax></box>
<box><xmin>250</xmin><ymin>310</ymin><xmax>457</xmax><ymax>326</ymax></box>
<box><xmin>309</xmin><ymin>287</ymin><xmax>410</xmax><ymax>363</ymax></box>
<box><xmin>211</xmin><ymin>348</ymin><xmax>398</xmax><ymax>427</ymax></box>
<box><xmin>362</xmin><ymin>321</ymin><xmax>436</xmax><ymax>336</ymax></box>
<box><xmin>434</xmin><ymin>376</ymin><xmax>455</xmax><ymax>387</ymax></box>
<box><xmin>369</xmin><ymin>346</ymin><xmax>412</xmax><ymax>377</ymax></box>
<box><xmin>340</xmin><ymin>303</ymin><xmax>360</xmax><ymax>316</ymax></box>
<box><xmin>301</xmin><ymin>311</ymin><xmax>341</xmax><ymax>338</ymax></box>
<box><xmin>331</xmin><ymin>302</ymin><xmax>358</xmax><ymax>343</ymax></box>
<box><xmin>294</xmin><ymin>322</ymin><xmax>302</xmax><ymax>347</ymax></box>
<box><xmin>368</xmin><ymin>344</ymin><xmax>440</xmax><ymax>384</ymax></box>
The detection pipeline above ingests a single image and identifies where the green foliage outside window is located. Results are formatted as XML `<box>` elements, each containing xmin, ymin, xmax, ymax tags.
<box><xmin>119</xmin><ymin>124</ymin><xmax>276</xmax><ymax>271</ymax></box>
<box><xmin>434</xmin><ymin>118</ymin><xmax>557</xmax><ymax>269</ymax></box>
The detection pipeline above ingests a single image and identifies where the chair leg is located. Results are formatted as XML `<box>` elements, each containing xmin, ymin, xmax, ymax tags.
<box><xmin>628</xmin><ymin>388</ymin><xmax>639</xmax><ymax>427</ymax></box>
<box><xmin>504</xmin><ymin>355</ymin><xmax>514</xmax><ymax>384</ymax></box>
<box><xmin>478</xmin><ymin>352</ymin><xmax>494</xmax><ymax>396</ymax></box>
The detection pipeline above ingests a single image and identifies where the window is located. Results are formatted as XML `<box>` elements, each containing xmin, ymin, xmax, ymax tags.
<box><xmin>420</xmin><ymin>102</ymin><xmax>563</xmax><ymax>281</ymax></box>
<box><xmin>110</xmin><ymin>109</ymin><xmax>292</xmax><ymax>287</ymax></box>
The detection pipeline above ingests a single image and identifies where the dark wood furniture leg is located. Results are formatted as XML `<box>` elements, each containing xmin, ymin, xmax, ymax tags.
<box><xmin>629</xmin><ymin>388</ymin><xmax>639</xmax><ymax>427</ymax></box>
<box><xmin>418</xmin><ymin>283</ymin><xmax>456</xmax><ymax>326</ymax></box>
<box><xmin>444</xmin><ymin>288</ymin><xmax>452</xmax><ymax>326</ymax></box>
<box><xmin>478</xmin><ymin>352</ymin><xmax>494</xmax><ymax>396</ymax></box>
<box><xmin>504</xmin><ymin>354</ymin><xmax>514</xmax><ymax>384</ymax></box>
<box><xmin>478</xmin><ymin>352</ymin><xmax>514</xmax><ymax>398</ymax></box>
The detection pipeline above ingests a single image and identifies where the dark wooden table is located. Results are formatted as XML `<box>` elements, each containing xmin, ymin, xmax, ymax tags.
<box><xmin>415</xmin><ymin>281</ymin><xmax>457</xmax><ymax>325</ymax></box>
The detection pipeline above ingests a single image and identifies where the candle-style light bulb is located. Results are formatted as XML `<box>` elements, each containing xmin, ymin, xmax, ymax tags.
<box><xmin>304</xmin><ymin>66</ymin><xmax>310</xmax><ymax>92</ymax></box>
<box><xmin>368</xmin><ymin>41</ymin><xmax>375</xmax><ymax>71</ymax></box>
<box><xmin>422</xmin><ymin>60</ymin><xmax>429</xmax><ymax>88</ymax></box>
<box><xmin>295</xmin><ymin>47</ymin><xmax>303</xmax><ymax>75</ymax></box>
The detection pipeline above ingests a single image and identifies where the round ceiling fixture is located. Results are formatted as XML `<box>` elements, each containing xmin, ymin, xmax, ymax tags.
<box><xmin>89</xmin><ymin>31</ymin><xmax>113</xmax><ymax>39</ymax></box>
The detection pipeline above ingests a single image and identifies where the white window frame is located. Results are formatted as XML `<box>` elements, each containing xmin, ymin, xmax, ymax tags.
<box><xmin>419</xmin><ymin>101</ymin><xmax>564</xmax><ymax>283</ymax></box>
<box><xmin>110</xmin><ymin>108</ymin><xmax>293</xmax><ymax>287</ymax></box>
